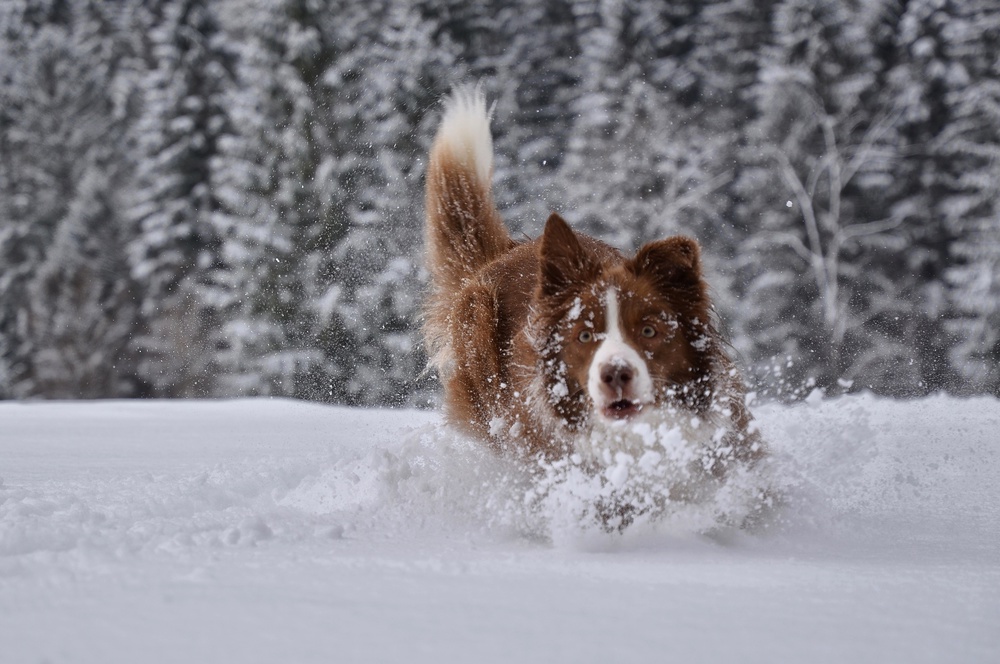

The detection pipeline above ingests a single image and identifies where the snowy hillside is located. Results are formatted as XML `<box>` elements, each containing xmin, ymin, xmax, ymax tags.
<box><xmin>2</xmin><ymin>395</ymin><xmax>998</xmax><ymax>663</ymax></box>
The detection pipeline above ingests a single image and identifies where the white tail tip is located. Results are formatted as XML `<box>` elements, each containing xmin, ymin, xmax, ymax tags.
<box><xmin>434</xmin><ymin>84</ymin><xmax>493</xmax><ymax>187</ymax></box>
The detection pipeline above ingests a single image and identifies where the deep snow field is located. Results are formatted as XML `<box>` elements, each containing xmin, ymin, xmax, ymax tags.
<box><xmin>1</xmin><ymin>394</ymin><xmax>998</xmax><ymax>663</ymax></box>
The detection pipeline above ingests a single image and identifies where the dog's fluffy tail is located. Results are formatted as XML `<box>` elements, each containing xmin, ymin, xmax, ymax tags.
<box><xmin>425</xmin><ymin>85</ymin><xmax>512</xmax><ymax>294</ymax></box>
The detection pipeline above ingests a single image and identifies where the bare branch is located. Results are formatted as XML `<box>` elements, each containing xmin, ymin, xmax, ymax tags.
<box><xmin>839</xmin><ymin>215</ymin><xmax>905</xmax><ymax>241</ymax></box>
<box><xmin>659</xmin><ymin>170</ymin><xmax>732</xmax><ymax>219</ymax></box>
<box><xmin>842</xmin><ymin>102</ymin><xmax>905</xmax><ymax>187</ymax></box>
<box><xmin>762</xmin><ymin>230</ymin><xmax>813</xmax><ymax>263</ymax></box>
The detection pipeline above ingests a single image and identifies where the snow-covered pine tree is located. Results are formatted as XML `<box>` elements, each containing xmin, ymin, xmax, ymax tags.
<box><xmin>217</xmin><ymin>0</ymin><xmax>353</xmax><ymax>401</ymax></box>
<box><xmin>555</xmin><ymin>0</ymin><xmax>724</xmax><ymax>253</ymax></box>
<box><xmin>484</xmin><ymin>0</ymin><xmax>580</xmax><ymax>233</ymax></box>
<box><xmin>126</xmin><ymin>0</ymin><xmax>239</xmax><ymax>397</ymax></box>
<box><xmin>679</xmin><ymin>0</ymin><xmax>777</xmax><ymax>355</ymax></box>
<box><xmin>938</xmin><ymin>0</ymin><xmax>1000</xmax><ymax>395</ymax></box>
<box><xmin>215</xmin><ymin>0</ymin><xmax>367</xmax><ymax>404</ymax></box>
<box><xmin>866</xmin><ymin>0</ymin><xmax>1000</xmax><ymax>396</ymax></box>
<box><xmin>0</xmin><ymin>0</ymin><xmax>139</xmax><ymax>397</ymax></box>
<box><xmin>306</xmin><ymin>0</ymin><xmax>450</xmax><ymax>406</ymax></box>
<box><xmin>200</xmin><ymin>0</ymin><xmax>324</xmax><ymax>398</ymax></box>
<box><xmin>556</xmin><ymin>0</ymin><xmax>636</xmax><ymax>243</ymax></box>
<box><xmin>399</xmin><ymin>0</ymin><xmax>583</xmax><ymax>232</ymax></box>
<box><xmin>24</xmin><ymin>169</ymin><xmax>140</xmax><ymax>397</ymax></box>
<box><xmin>861</xmin><ymin>0</ymin><xmax>965</xmax><ymax>395</ymax></box>
<box><xmin>218</xmin><ymin>0</ymin><xmax>438</xmax><ymax>406</ymax></box>
<box><xmin>0</xmin><ymin>3</ymin><xmax>54</xmax><ymax>396</ymax></box>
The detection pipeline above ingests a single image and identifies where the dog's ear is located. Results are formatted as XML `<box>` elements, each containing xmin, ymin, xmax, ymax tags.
<box><xmin>539</xmin><ymin>212</ymin><xmax>599</xmax><ymax>299</ymax></box>
<box><xmin>631</xmin><ymin>236</ymin><xmax>703</xmax><ymax>291</ymax></box>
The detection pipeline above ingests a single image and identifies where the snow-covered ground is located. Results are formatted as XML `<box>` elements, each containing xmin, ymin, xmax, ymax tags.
<box><xmin>1</xmin><ymin>394</ymin><xmax>998</xmax><ymax>663</ymax></box>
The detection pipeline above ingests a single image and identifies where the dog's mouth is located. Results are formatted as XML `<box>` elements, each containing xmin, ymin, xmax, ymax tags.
<box><xmin>601</xmin><ymin>399</ymin><xmax>643</xmax><ymax>420</ymax></box>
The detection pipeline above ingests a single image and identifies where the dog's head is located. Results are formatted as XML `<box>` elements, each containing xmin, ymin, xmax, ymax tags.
<box><xmin>532</xmin><ymin>213</ymin><xmax>715</xmax><ymax>427</ymax></box>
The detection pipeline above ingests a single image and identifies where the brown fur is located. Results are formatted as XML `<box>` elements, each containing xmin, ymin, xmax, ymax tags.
<box><xmin>423</xmin><ymin>95</ymin><xmax>762</xmax><ymax>465</ymax></box>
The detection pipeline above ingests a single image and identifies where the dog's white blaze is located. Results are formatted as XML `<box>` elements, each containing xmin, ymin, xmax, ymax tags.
<box><xmin>604</xmin><ymin>286</ymin><xmax>624</xmax><ymax>343</ymax></box>
<box><xmin>587</xmin><ymin>287</ymin><xmax>654</xmax><ymax>412</ymax></box>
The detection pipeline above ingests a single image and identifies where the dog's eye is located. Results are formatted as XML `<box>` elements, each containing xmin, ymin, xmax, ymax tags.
<box><xmin>578</xmin><ymin>330</ymin><xmax>593</xmax><ymax>343</ymax></box>
<box><xmin>641</xmin><ymin>325</ymin><xmax>656</xmax><ymax>338</ymax></box>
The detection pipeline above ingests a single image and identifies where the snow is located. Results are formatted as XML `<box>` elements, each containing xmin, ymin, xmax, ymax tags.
<box><xmin>2</xmin><ymin>395</ymin><xmax>999</xmax><ymax>663</ymax></box>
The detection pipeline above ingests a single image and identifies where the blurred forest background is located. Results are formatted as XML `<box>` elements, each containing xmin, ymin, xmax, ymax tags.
<box><xmin>1</xmin><ymin>0</ymin><xmax>998</xmax><ymax>406</ymax></box>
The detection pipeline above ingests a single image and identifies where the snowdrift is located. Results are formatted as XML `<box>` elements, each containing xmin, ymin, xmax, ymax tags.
<box><xmin>1</xmin><ymin>394</ymin><xmax>998</xmax><ymax>663</ymax></box>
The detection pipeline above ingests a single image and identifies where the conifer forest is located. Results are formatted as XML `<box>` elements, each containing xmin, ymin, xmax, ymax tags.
<box><xmin>1</xmin><ymin>0</ymin><xmax>998</xmax><ymax>405</ymax></box>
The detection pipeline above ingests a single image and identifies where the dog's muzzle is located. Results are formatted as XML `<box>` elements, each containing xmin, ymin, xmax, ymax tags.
<box><xmin>595</xmin><ymin>358</ymin><xmax>645</xmax><ymax>420</ymax></box>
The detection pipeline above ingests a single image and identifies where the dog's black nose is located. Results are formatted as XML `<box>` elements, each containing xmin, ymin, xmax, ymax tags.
<box><xmin>601</xmin><ymin>362</ymin><xmax>634</xmax><ymax>391</ymax></box>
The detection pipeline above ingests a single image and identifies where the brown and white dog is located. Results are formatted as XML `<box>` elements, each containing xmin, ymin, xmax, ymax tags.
<box><xmin>423</xmin><ymin>87</ymin><xmax>762</xmax><ymax>471</ymax></box>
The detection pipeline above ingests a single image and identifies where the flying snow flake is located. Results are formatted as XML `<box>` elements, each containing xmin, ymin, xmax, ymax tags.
<box><xmin>566</xmin><ymin>297</ymin><xmax>584</xmax><ymax>322</ymax></box>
